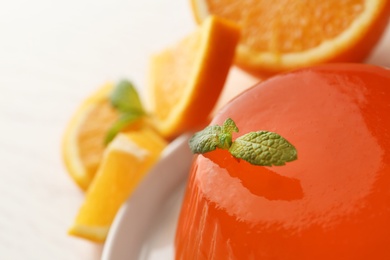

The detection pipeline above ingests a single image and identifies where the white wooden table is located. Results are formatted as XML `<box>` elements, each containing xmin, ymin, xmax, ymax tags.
<box><xmin>0</xmin><ymin>1</ymin><xmax>389</xmax><ymax>259</ymax></box>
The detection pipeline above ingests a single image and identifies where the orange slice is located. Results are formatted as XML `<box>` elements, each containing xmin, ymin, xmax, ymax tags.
<box><xmin>147</xmin><ymin>15</ymin><xmax>240</xmax><ymax>139</ymax></box>
<box><xmin>191</xmin><ymin>0</ymin><xmax>390</xmax><ymax>75</ymax></box>
<box><xmin>68</xmin><ymin>127</ymin><xmax>167</xmax><ymax>242</ymax></box>
<box><xmin>62</xmin><ymin>83</ymin><xmax>147</xmax><ymax>190</ymax></box>
<box><xmin>62</xmin><ymin>83</ymin><xmax>118</xmax><ymax>190</ymax></box>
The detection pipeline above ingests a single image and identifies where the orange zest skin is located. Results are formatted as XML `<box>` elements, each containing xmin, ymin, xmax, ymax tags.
<box><xmin>191</xmin><ymin>0</ymin><xmax>390</xmax><ymax>76</ymax></box>
<box><xmin>148</xmin><ymin>15</ymin><xmax>241</xmax><ymax>139</ymax></box>
<box><xmin>175</xmin><ymin>63</ymin><xmax>390</xmax><ymax>259</ymax></box>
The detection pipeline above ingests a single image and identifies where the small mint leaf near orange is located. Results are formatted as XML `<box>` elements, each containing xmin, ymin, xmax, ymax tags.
<box><xmin>104</xmin><ymin>113</ymin><xmax>143</xmax><ymax>145</ymax></box>
<box><xmin>105</xmin><ymin>80</ymin><xmax>145</xmax><ymax>144</ymax></box>
<box><xmin>229</xmin><ymin>131</ymin><xmax>297</xmax><ymax>166</ymax></box>
<box><xmin>110</xmin><ymin>80</ymin><xmax>144</xmax><ymax>114</ymax></box>
<box><xmin>189</xmin><ymin>118</ymin><xmax>297</xmax><ymax>166</ymax></box>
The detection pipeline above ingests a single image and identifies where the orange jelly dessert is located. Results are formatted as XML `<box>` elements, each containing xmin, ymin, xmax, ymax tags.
<box><xmin>175</xmin><ymin>63</ymin><xmax>390</xmax><ymax>259</ymax></box>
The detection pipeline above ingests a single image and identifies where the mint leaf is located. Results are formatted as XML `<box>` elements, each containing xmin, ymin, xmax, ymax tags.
<box><xmin>189</xmin><ymin>125</ymin><xmax>222</xmax><ymax>153</ymax></box>
<box><xmin>222</xmin><ymin>118</ymin><xmax>239</xmax><ymax>134</ymax></box>
<box><xmin>189</xmin><ymin>118</ymin><xmax>239</xmax><ymax>153</ymax></box>
<box><xmin>110</xmin><ymin>80</ymin><xmax>144</xmax><ymax>114</ymax></box>
<box><xmin>188</xmin><ymin>118</ymin><xmax>297</xmax><ymax>167</ymax></box>
<box><xmin>218</xmin><ymin>118</ymin><xmax>238</xmax><ymax>149</ymax></box>
<box><xmin>229</xmin><ymin>131</ymin><xmax>297</xmax><ymax>166</ymax></box>
<box><xmin>104</xmin><ymin>113</ymin><xmax>143</xmax><ymax>145</ymax></box>
<box><xmin>104</xmin><ymin>80</ymin><xmax>146</xmax><ymax>145</ymax></box>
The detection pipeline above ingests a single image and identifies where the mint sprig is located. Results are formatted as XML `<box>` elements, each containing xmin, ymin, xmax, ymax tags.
<box><xmin>189</xmin><ymin>118</ymin><xmax>297</xmax><ymax>166</ymax></box>
<box><xmin>104</xmin><ymin>80</ymin><xmax>145</xmax><ymax>144</ymax></box>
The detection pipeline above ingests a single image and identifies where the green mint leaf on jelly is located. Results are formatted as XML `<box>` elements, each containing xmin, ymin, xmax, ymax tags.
<box><xmin>104</xmin><ymin>80</ymin><xmax>146</xmax><ymax>145</ymax></box>
<box><xmin>189</xmin><ymin>118</ymin><xmax>297</xmax><ymax>167</ymax></box>
<box><xmin>229</xmin><ymin>131</ymin><xmax>297</xmax><ymax>166</ymax></box>
<box><xmin>189</xmin><ymin>118</ymin><xmax>239</xmax><ymax>153</ymax></box>
<box><xmin>189</xmin><ymin>125</ymin><xmax>222</xmax><ymax>153</ymax></box>
<box><xmin>222</xmin><ymin>117</ymin><xmax>239</xmax><ymax>134</ymax></box>
<box><xmin>218</xmin><ymin>118</ymin><xmax>238</xmax><ymax>149</ymax></box>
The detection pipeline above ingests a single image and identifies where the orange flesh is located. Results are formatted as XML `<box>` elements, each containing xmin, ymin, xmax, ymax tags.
<box><xmin>150</xmin><ymin>33</ymin><xmax>201</xmax><ymax>120</ymax></box>
<box><xmin>175</xmin><ymin>64</ymin><xmax>390</xmax><ymax>259</ymax></box>
<box><xmin>204</xmin><ymin>0</ymin><xmax>365</xmax><ymax>53</ymax></box>
<box><xmin>148</xmin><ymin>16</ymin><xmax>240</xmax><ymax>139</ymax></box>
<box><xmin>78</xmin><ymin>100</ymin><xmax>118</xmax><ymax>180</ymax></box>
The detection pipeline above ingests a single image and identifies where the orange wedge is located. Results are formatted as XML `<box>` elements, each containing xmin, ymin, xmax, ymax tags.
<box><xmin>68</xmin><ymin>127</ymin><xmax>167</xmax><ymax>242</ymax></box>
<box><xmin>147</xmin><ymin>15</ymin><xmax>240</xmax><ymax>139</ymax></box>
<box><xmin>62</xmin><ymin>83</ymin><xmax>118</xmax><ymax>190</ymax></box>
<box><xmin>191</xmin><ymin>0</ymin><xmax>390</xmax><ymax>75</ymax></box>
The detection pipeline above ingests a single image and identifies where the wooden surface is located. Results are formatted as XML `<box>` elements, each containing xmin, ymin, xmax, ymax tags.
<box><xmin>0</xmin><ymin>1</ymin><xmax>389</xmax><ymax>259</ymax></box>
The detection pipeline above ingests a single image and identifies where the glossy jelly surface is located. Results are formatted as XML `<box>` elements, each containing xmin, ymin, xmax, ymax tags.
<box><xmin>175</xmin><ymin>64</ymin><xmax>390</xmax><ymax>259</ymax></box>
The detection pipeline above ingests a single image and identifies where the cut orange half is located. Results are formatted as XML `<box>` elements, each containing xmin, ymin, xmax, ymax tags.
<box><xmin>191</xmin><ymin>0</ymin><xmax>390</xmax><ymax>75</ymax></box>
<box><xmin>68</xmin><ymin>127</ymin><xmax>167</xmax><ymax>242</ymax></box>
<box><xmin>148</xmin><ymin>15</ymin><xmax>240</xmax><ymax>139</ymax></box>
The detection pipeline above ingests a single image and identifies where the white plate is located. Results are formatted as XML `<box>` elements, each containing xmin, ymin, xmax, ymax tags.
<box><xmin>101</xmin><ymin>23</ymin><xmax>390</xmax><ymax>260</ymax></box>
<box><xmin>102</xmin><ymin>134</ymin><xmax>193</xmax><ymax>260</ymax></box>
